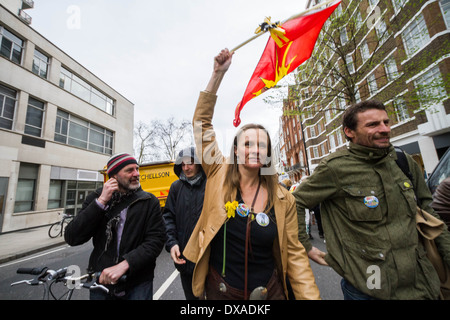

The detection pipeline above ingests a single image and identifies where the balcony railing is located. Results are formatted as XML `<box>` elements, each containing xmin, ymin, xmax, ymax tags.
<box><xmin>19</xmin><ymin>9</ymin><xmax>32</xmax><ymax>24</ymax></box>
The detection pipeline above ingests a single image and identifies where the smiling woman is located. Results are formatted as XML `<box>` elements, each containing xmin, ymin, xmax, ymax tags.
<box><xmin>182</xmin><ymin>49</ymin><xmax>320</xmax><ymax>300</ymax></box>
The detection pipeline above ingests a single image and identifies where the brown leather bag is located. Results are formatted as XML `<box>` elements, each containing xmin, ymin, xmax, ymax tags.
<box><xmin>203</xmin><ymin>267</ymin><xmax>286</xmax><ymax>300</ymax></box>
<box><xmin>416</xmin><ymin>207</ymin><xmax>450</xmax><ymax>300</ymax></box>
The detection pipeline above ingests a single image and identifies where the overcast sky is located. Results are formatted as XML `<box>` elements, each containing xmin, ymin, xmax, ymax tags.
<box><xmin>31</xmin><ymin>0</ymin><xmax>308</xmax><ymax>151</ymax></box>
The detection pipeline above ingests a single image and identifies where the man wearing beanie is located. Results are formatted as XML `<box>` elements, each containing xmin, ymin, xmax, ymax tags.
<box><xmin>65</xmin><ymin>153</ymin><xmax>165</xmax><ymax>300</ymax></box>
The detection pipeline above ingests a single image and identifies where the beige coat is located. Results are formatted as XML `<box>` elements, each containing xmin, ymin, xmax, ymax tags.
<box><xmin>183</xmin><ymin>91</ymin><xmax>320</xmax><ymax>299</ymax></box>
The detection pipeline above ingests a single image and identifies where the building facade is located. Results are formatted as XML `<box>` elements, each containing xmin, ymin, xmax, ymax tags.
<box><xmin>281</xmin><ymin>0</ymin><xmax>449</xmax><ymax>177</ymax></box>
<box><xmin>0</xmin><ymin>3</ymin><xmax>134</xmax><ymax>232</ymax></box>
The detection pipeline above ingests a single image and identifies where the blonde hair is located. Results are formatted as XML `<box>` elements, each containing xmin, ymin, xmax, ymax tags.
<box><xmin>222</xmin><ymin>124</ymin><xmax>277</xmax><ymax>211</ymax></box>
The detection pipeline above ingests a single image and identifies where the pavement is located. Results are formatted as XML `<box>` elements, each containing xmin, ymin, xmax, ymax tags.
<box><xmin>0</xmin><ymin>225</ymin><xmax>66</xmax><ymax>264</ymax></box>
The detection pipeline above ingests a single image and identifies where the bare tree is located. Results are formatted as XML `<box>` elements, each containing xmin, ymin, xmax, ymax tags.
<box><xmin>153</xmin><ymin>117</ymin><xmax>192</xmax><ymax>161</ymax></box>
<box><xmin>134</xmin><ymin>117</ymin><xmax>192</xmax><ymax>163</ymax></box>
<box><xmin>134</xmin><ymin>121</ymin><xmax>158</xmax><ymax>163</ymax></box>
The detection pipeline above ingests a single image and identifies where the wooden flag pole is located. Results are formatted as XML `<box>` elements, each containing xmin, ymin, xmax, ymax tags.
<box><xmin>230</xmin><ymin>0</ymin><xmax>339</xmax><ymax>53</ymax></box>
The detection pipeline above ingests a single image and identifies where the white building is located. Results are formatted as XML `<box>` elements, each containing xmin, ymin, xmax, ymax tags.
<box><xmin>0</xmin><ymin>2</ymin><xmax>134</xmax><ymax>232</ymax></box>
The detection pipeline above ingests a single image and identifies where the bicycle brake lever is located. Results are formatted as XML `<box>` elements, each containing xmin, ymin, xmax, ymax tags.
<box><xmin>89</xmin><ymin>282</ymin><xmax>109</xmax><ymax>293</ymax></box>
<box><xmin>10</xmin><ymin>279</ymin><xmax>33</xmax><ymax>286</ymax></box>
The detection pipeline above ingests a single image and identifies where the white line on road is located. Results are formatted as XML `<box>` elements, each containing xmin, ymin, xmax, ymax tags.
<box><xmin>153</xmin><ymin>269</ymin><xmax>179</xmax><ymax>300</ymax></box>
<box><xmin>0</xmin><ymin>246</ymin><xmax>68</xmax><ymax>268</ymax></box>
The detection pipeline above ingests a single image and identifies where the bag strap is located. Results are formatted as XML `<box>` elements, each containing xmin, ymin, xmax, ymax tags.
<box><xmin>395</xmin><ymin>146</ymin><xmax>422</xmax><ymax>207</ymax></box>
<box><xmin>395</xmin><ymin>146</ymin><xmax>413</xmax><ymax>182</ymax></box>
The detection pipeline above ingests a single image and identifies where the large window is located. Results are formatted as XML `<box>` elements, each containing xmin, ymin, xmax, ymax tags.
<box><xmin>25</xmin><ymin>97</ymin><xmax>45</xmax><ymax>137</ymax></box>
<box><xmin>32</xmin><ymin>49</ymin><xmax>50</xmax><ymax>79</ymax></box>
<box><xmin>14</xmin><ymin>163</ymin><xmax>38</xmax><ymax>213</ymax></box>
<box><xmin>55</xmin><ymin>109</ymin><xmax>113</xmax><ymax>155</ymax></box>
<box><xmin>0</xmin><ymin>26</ymin><xmax>23</xmax><ymax>64</ymax></box>
<box><xmin>402</xmin><ymin>13</ymin><xmax>430</xmax><ymax>56</ymax></box>
<box><xmin>0</xmin><ymin>84</ymin><xmax>17</xmax><ymax>130</ymax></box>
<box><xmin>59</xmin><ymin>67</ymin><xmax>114</xmax><ymax>115</ymax></box>
<box><xmin>415</xmin><ymin>66</ymin><xmax>447</xmax><ymax>106</ymax></box>
<box><xmin>48</xmin><ymin>180</ymin><xmax>63</xmax><ymax>209</ymax></box>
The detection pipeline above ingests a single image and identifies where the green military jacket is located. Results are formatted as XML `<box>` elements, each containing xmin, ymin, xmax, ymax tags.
<box><xmin>293</xmin><ymin>142</ymin><xmax>450</xmax><ymax>299</ymax></box>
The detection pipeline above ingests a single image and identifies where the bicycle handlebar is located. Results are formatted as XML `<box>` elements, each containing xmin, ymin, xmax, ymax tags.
<box><xmin>12</xmin><ymin>266</ymin><xmax>127</xmax><ymax>296</ymax></box>
<box><xmin>16</xmin><ymin>267</ymin><xmax>48</xmax><ymax>275</ymax></box>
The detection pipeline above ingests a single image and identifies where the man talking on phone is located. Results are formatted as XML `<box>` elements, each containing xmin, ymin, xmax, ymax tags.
<box><xmin>65</xmin><ymin>153</ymin><xmax>165</xmax><ymax>300</ymax></box>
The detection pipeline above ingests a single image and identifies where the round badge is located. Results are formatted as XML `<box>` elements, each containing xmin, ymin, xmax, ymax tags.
<box><xmin>364</xmin><ymin>196</ymin><xmax>379</xmax><ymax>208</ymax></box>
<box><xmin>255</xmin><ymin>213</ymin><xmax>270</xmax><ymax>227</ymax></box>
<box><xmin>404</xmin><ymin>182</ymin><xmax>411</xmax><ymax>188</ymax></box>
<box><xmin>236</xmin><ymin>203</ymin><xmax>250</xmax><ymax>217</ymax></box>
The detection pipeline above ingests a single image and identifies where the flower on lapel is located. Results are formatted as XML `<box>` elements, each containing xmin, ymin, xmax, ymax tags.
<box><xmin>225</xmin><ymin>201</ymin><xmax>239</xmax><ymax>219</ymax></box>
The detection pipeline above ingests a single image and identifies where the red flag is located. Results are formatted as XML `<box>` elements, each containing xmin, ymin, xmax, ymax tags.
<box><xmin>233</xmin><ymin>1</ymin><xmax>341</xmax><ymax>127</ymax></box>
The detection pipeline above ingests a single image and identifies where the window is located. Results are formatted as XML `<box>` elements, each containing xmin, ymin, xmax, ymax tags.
<box><xmin>337</xmin><ymin>130</ymin><xmax>344</xmax><ymax>145</ymax></box>
<box><xmin>0</xmin><ymin>27</ymin><xmax>23</xmax><ymax>64</ymax></box>
<box><xmin>0</xmin><ymin>84</ymin><xmax>16</xmax><ymax>130</ymax></box>
<box><xmin>48</xmin><ymin>180</ymin><xmax>63</xmax><ymax>209</ymax></box>
<box><xmin>340</xmin><ymin>28</ymin><xmax>348</xmax><ymax>45</ymax></box>
<box><xmin>369</xmin><ymin>0</ymin><xmax>379</xmax><ymax>8</ymax></box>
<box><xmin>402</xmin><ymin>14</ymin><xmax>430</xmax><ymax>56</ymax></box>
<box><xmin>441</xmin><ymin>0</ymin><xmax>450</xmax><ymax>28</ymax></box>
<box><xmin>375</xmin><ymin>19</ymin><xmax>390</xmax><ymax>45</ymax></box>
<box><xmin>65</xmin><ymin>180</ymin><xmax>102</xmax><ymax>215</ymax></box>
<box><xmin>415</xmin><ymin>66</ymin><xmax>446</xmax><ymax>106</ymax></box>
<box><xmin>346</xmin><ymin>55</ymin><xmax>355</xmax><ymax>74</ymax></box>
<box><xmin>355</xmin><ymin>11</ymin><xmax>363</xmax><ymax>30</ymax></box>
<box><xmin>392</xmin><ymin>0</ymin><xmax>408</xmax><ymax>13</ymax></box>
<box><xmin>329</xmin><ymin>134</ymin><xmax>336</xmax><ymax>149</ymax></box>
<box><xmin>25</xmin><ymin>97</ymin><xmax>45</xmax><ymax>137</ymax></box>
<box><xmin>325</xmin><ymin>110</ymin><xmax>331</xmax><ymax>123</ymax></box>
<box><xmin>59</xmin><ymin>67</ymin><xmax>115</xmax><ymax>115</ymax></box>
<box><xmin>385</xmin><ymin>58</ymin><xmax>399</xmax><ymax>82</ymax></box>
<box><xmin>32</xmin><ymin>49</ymin><xmax>50</xmax><ymax>79</ymax></box>
<box><xmin>310</xmin><ymin>126</ymin><xmax>316</xmax><ymax>138</ymax></box>
<box><xmin>360</xmin><ymin>40</ymin><xmax>370</xmax><ymax>63</ymax></box>
<box><xmin>355</xmin><ymin>88</ymin><xmax>361</xmax><ymax>102</ymax></box>
<box><xmin>14</xmin><ymin>163</ymin><xmax>38</xmax><ymax>213</ymax></box>
<box><xmin>393</xmin><ymin>97</ymin><xmax>410</xmax><ymax>122</ymax></box>
<box><xmin>313</xmin><ymin>146</ymin><xmax>319</xmax><ymax>158</ymax></box>
<box><xmin>55</xmin><ymin>109</ymin><xmax>114</xmax><ymax>155</ymax></box>
<box><xmin>368</xmin><ymin>73</ymin><xmax>378</xmax><ymax>96</ymax></box>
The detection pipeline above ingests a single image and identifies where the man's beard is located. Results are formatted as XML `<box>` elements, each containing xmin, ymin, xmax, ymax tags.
<box><xmin>117</xmin><ymin>177</ymin><xmax>140</xmax><ymax>192</ymax></box>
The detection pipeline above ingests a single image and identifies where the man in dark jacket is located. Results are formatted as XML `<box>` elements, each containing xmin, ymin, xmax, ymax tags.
<box><xmin>163</xmin><ymin>147</ymin><xmax>206</xmax><ymax>300</ymax></box>
<box><xmin>65</xmin><ymin>153</ymin><xmax>165</xmax><ymax>300</ymax></box>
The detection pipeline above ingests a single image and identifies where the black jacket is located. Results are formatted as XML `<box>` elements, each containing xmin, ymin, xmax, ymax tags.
<box><xmin>65</xmin><ymin>187</ymin><xmax>165</xmax><ymax>290</ymax></box>
<box><xmin>163</xmin><ymin>148</ymin><xmax>206</xmax><ymax>274</ymax></box>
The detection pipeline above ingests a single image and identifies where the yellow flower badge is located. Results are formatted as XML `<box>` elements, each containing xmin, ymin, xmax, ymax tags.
<box><xmin>225</xmin><ymin>201</ymin><xmax>239</xmax><ymax>219</ymax></box>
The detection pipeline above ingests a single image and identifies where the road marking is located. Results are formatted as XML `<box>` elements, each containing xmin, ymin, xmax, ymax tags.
<box><xmin>153</xmin><ymin>269</ymin><xmax>179</xmax><ymax>300</ymax></box>
<box><xmin>0</xmin><ymin>246</ymin><xmax>68</xmax><ymax>268</ymax></box>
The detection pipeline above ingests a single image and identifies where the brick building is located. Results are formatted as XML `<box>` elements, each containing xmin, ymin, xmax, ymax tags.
<box><xmin>280</xmin><ymin>0</ymin><xmax>450</xmax><ymax>178</ymax></box>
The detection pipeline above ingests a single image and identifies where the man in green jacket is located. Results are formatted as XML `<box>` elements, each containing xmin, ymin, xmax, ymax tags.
<box><xmin>293</xmin><ymin>100</ymin><xmax>450</xmax><ymax>299</ymax></box>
